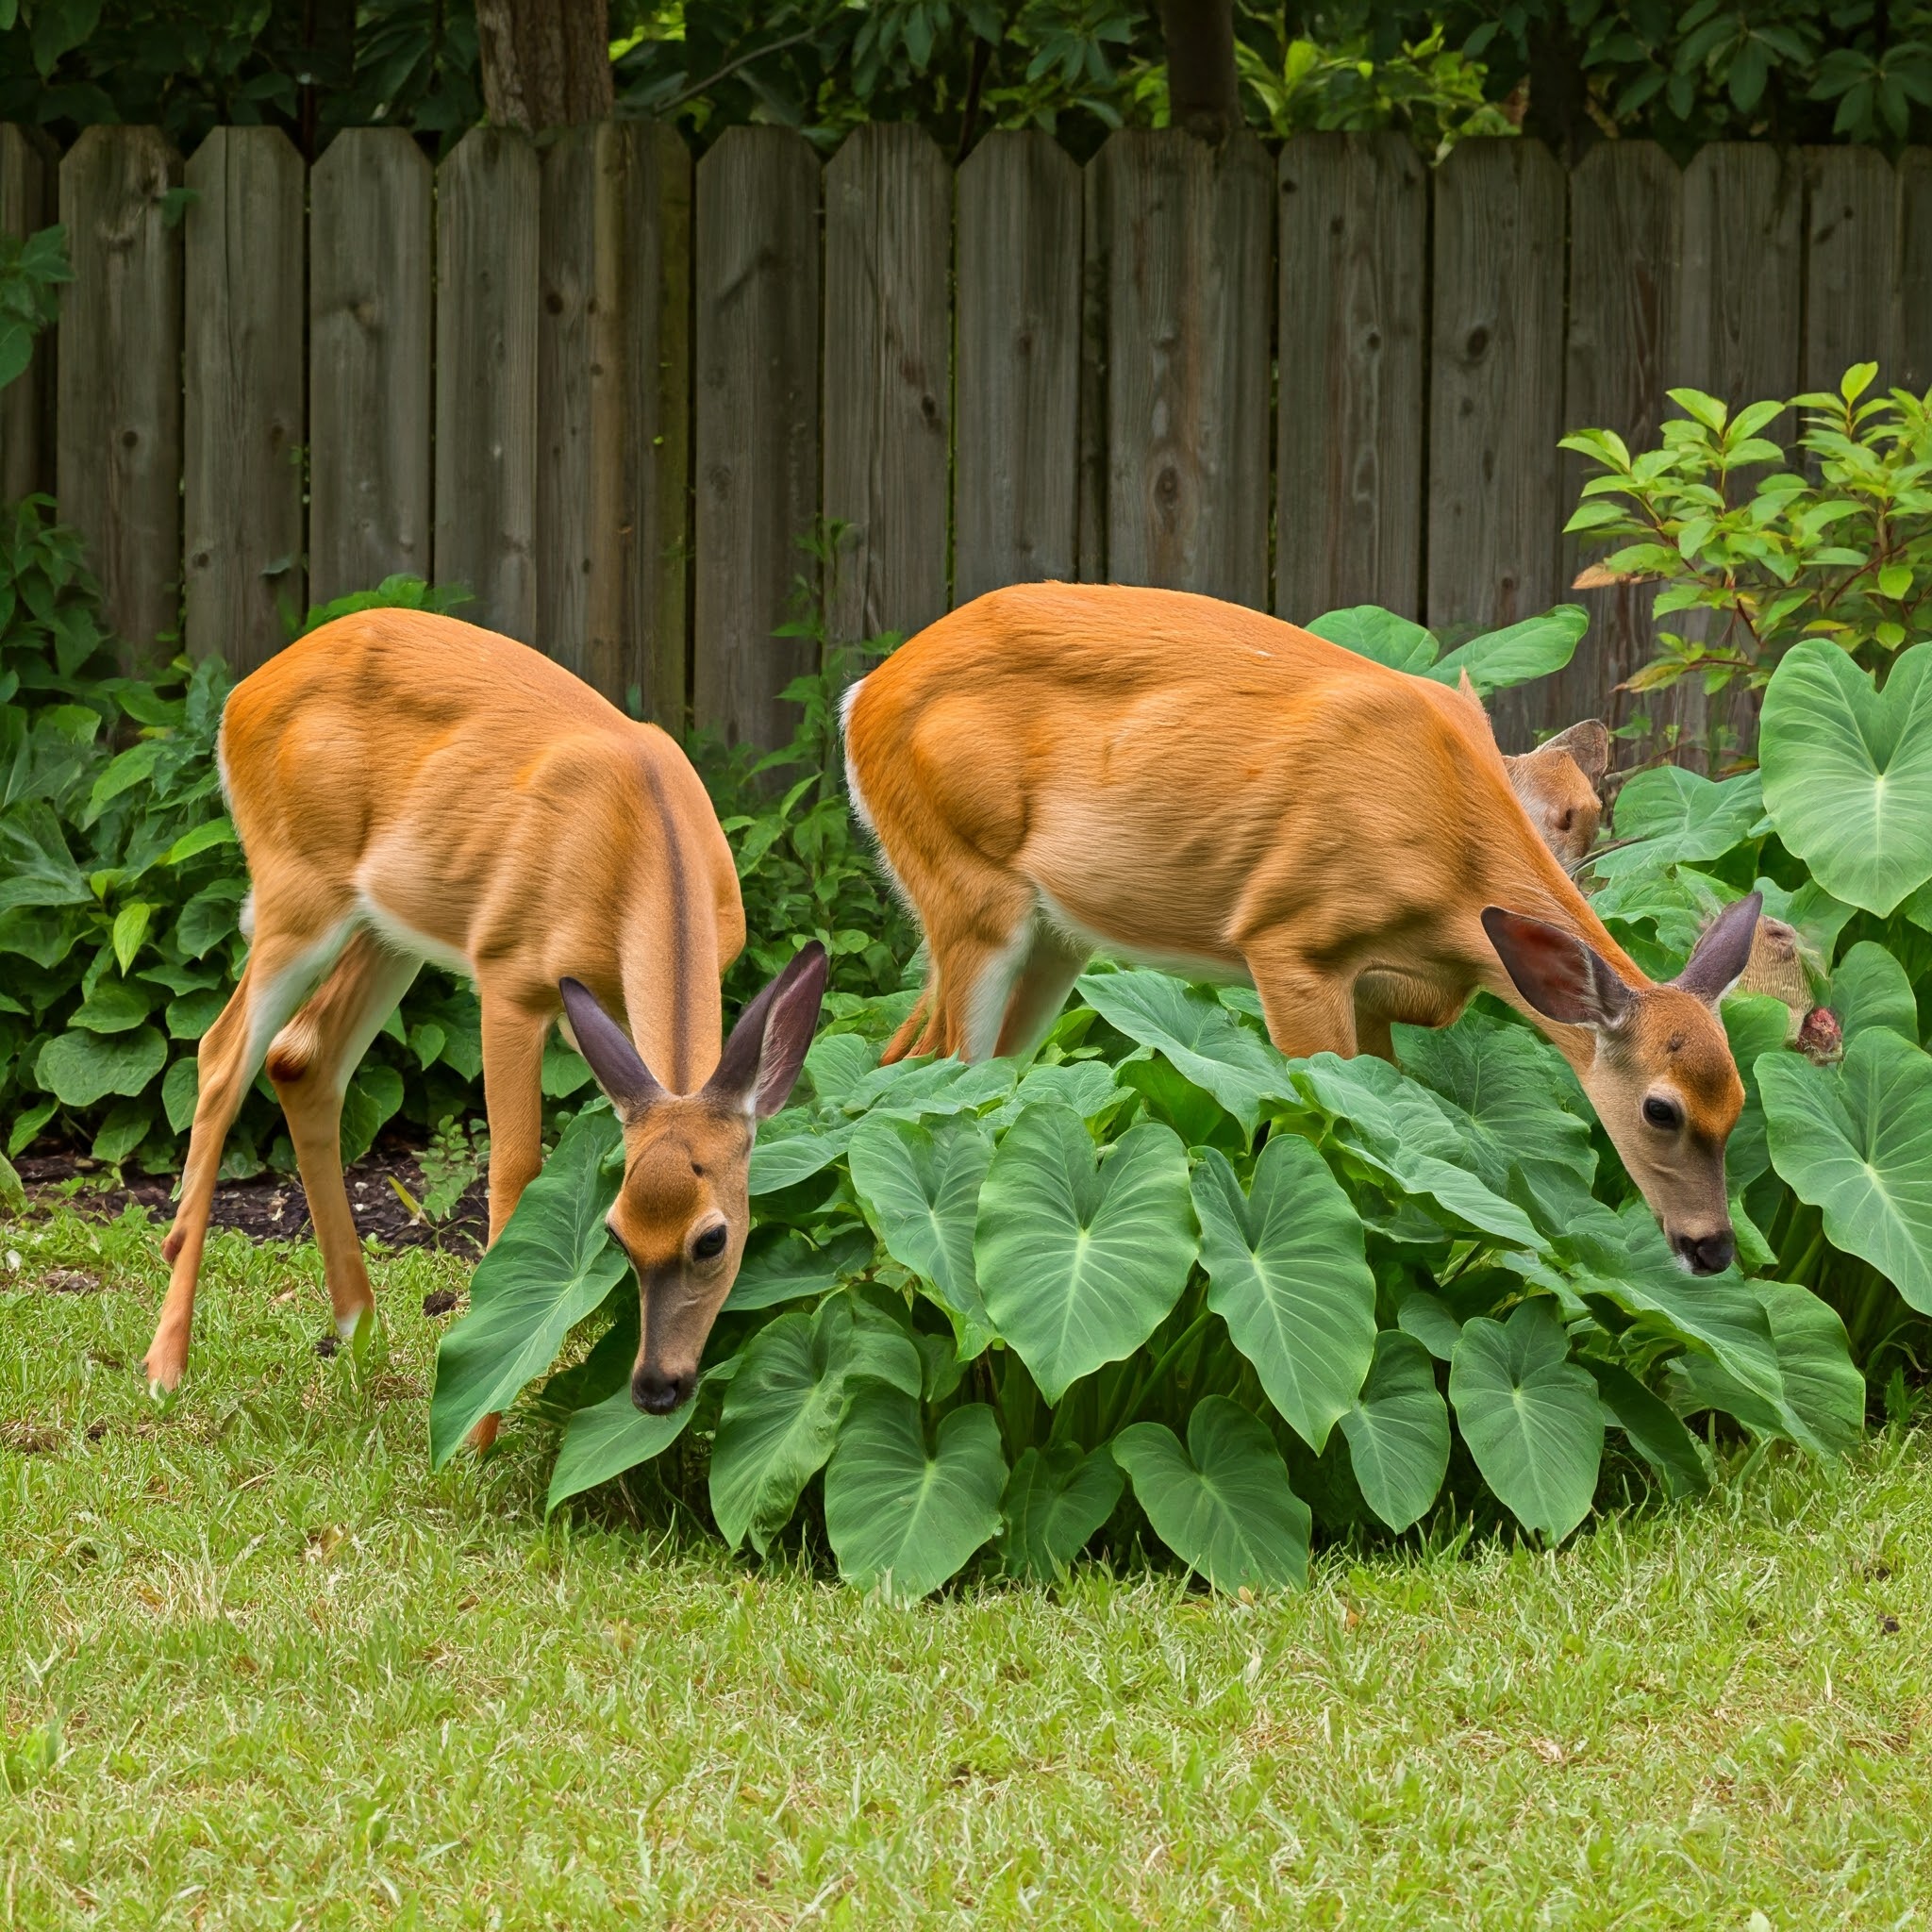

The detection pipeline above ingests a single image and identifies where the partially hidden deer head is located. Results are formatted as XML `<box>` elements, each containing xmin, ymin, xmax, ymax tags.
<box><xmin>560</xmin><ymin>942</ymin><xmax>828</xmax><ymax>1412</ymax></box>
<box><xmin>1481</xmin><ymin>894</ymin><xmax>1761</xmax><ymax>1274</ymax></box>
<box><xmin>1504</xmin><ymin>718</ymin><xmax>1610</xmax><ymax>871</ymax></box>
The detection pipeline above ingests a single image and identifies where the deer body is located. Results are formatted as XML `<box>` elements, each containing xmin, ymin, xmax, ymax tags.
<box><xmin>146</xmin><ymin>611</ymin><xmax>825</xmax><ymax>1416</ymax></box>
<box><xmin>844</xmin><ymin>582</ymin><xmax>1757</xmax><ymax>1268</ymax></box>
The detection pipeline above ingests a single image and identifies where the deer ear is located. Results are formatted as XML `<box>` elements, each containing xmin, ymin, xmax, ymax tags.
<box><xmin>706</xmin><ymin>941</ymin><xmax>829</xmax><ymax>1120</ymax></box>
<box><xmin>1538</xmin><ymin>719</ymin><xmax>1610</xmax><ymax>788</ymax></box>
<box><xmin>1481</xmin><ymin>908</ymin><xmax>1632</xmax><ymax>1028</ymax></box>
<box><xmin>559</xmin><ymin>978</ymin><xmax>667</xmax><ymax>1121</ymax></box>
<box><xmin>1674</xmin><ymin>891</ymin><xmax>1763</xmax><ymax>1005</ymax></box>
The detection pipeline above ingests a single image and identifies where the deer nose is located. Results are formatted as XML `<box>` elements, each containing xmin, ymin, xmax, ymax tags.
<box><xmin>632</xmin><ymin>1366</ymin><xmax>692</xmax><ymax>1415</ymax></box>
<box><xmin>1675</xmin><ymin>1231</ymin><xmax>1735</xmax><ymax>1275</ymax></box>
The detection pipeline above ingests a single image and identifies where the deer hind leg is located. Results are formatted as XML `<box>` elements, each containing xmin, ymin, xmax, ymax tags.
<box><xmin>146</xmin><ymin>909</ymin><xmax>356</xmax><ymax>1395</ymax></box>
<box><xmin>267</xmin><ymin>929</ymin><xmax>421</xmax><ymax>1352</ymax></box>
<box><xmin>993</xmin><ymin>919</ymin><xmax>1090</xmax><ymax>1058</ymax></box>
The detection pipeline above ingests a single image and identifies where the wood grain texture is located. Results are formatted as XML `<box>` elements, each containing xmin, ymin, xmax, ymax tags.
<box><xmin>1274</xmin><ymin>132</ymin><xmax>1425</xmax><ymax>625</ymax></box>
<box><xmin>822</xmin><ymin>124</ymin><xmax>950</xmax><ymax>649</ymax></box>
<box><xmin>1424</xmin><ymin>139</ymin><xmax>1565</xmax><ymax>709</ymax></box>
<box><xmin>1088</xmin><ymin>128</ymin><xmax>1273</xmax><ymax>608</ymax></box>
<box><xmin>954</xmin><ymin>131</ymin><xmax>1081</xmax><ymax>606</ymax></box>
<box><xmin>692</xmin><ymin>126</ymin><xmax>821</xmax><ymax>750</ymax></box>
<box><xmin>1893</xmin><ymin>148</ymin><xmax>1932</xmax><ymax>394</ymax></box>
<box><xmin>1678</xmin><ymin>144</ymin><xmax>1802</xmax><ymax>409</ymax></box>
<box><xmin>537</xmin><ymin>121</ymin><xmax>691</xmax><ymax>719</ymax></box>
<box><xmin>1551</xmin><ymin>141</ymin><xmax>1682</xmax><ymax>749</ymax></box>
<box><xmin>57</xmin><ymin>125</ymin><xmax>182</xmax><ymax>660</ymax></box>
<box><xmin>308</xmin><ymin>128</ymin><xmax>432</xmax><ymax>608</ymax></box>
<box><xmin>435</xmin><ymin>125</ymin><xmax>540</xmax><ymax>641</ymax></box>
<box><xmin>0</xmin><ymin>125</ymin><xmax>54</xmax><ymax>501</ymax></box>
<box><xmin>1803</xmin><ymin>146</ymin><xmax>1896</xmax><ymax>392</ymax></box>
<box><xmin>183</xmin><ymin>127</ymin><xmax>306</xmax><ymax>670</ymax></box>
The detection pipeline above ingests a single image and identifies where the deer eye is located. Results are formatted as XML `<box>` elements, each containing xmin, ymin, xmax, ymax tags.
<box><xmin>692</xmin><ymin>1224</ymin><xmax>728</xmax><ymax>1262</ymax></box>
<box><xmin>1642</xmin><ymin>1096</ymin><xmax>1682</xmax><ymax>1131</ymax></box>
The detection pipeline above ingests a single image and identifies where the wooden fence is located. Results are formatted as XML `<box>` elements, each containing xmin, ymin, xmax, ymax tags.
<box><xmin>0</xmin><ymin>120</ymin><xmax>1922</xmax><ymax>750</ymax></box>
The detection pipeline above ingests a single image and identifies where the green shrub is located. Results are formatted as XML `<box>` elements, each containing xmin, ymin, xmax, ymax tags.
<box><xmin>1563</xmin><ymin>366</ymin><xmax>1932</xmax><ymax>706</ymax></box>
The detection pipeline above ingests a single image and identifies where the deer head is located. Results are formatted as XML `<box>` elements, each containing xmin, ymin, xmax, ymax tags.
<box><xmin>1503</xmin><ymin>718</ymin><xmax>1610</xmax><ymax>871</ymax></box>
<box><xmin>559</xmin><ymin>941</ymin><xmax>828</xmax><ymax>1413</ymax></box>
<box><xmin>1481</xmin><ymin>894</ymin><xmax>1761</xmax><ymax>1273</ymax></box>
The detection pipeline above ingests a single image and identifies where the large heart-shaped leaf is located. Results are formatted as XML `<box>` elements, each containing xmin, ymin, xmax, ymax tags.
<box><xmin>35</xmin><ymin>1023</ymin><xmax>167</xmax><ymax>1108</ymax></box>
<box><xmin>824</xmin><ymin>1391</ymin><xmax>1007</xmax><ymax>1601</ymax></box>
<box><xmin>1191</xmin><ymin>1138</ymin><xmax>1374</xmax><ymax>1450</ymax></box>
<box><xmin>839</xmin><ymin>1055</ymin><xmax>1018</xmax><ymax>1122</ymax></box>
<box><xmin>544</xmin><ymin>1364</ymin><xmax>734</xmax><ymax>1512</ymax></box>
<box><xmin>1831</xmin><ymin>941</ymin><xmax>1919</xmax><ymax>1047</ymax></box>
<box><xmin>848</xmin><ymin>1113</ymin><xmax>994</xmax><ymax>1351</ymax></box>
<box><xmin>708</xmin><ymin>1293</ymin><xmax>923</xmax><ymax>1555</ymax></box>
<box><xmin>975</xmin><ymin>1106</ymin><xmax>1196</xmax><ymax>1404</ymax></box>
<box><xmin>1291</xmin><ymin>1054</ymin><xmax>1542</xmax><ymax>1250</ymax></box>
<box><xmin>1759</xmin><ymin>638</ymin><xmax>1932</xmax><ymax>915</ymax></box>
<box><xmin>1760</xmin><ymin>1026</ymin><xmax>1932</xmax><ymax>1312</ymax></box>
<box><xmin>995</xmin><ymin>1444</ymin><xmax>1124</xmax><ymax>1583</ymax></box>
<box><xmin>749</xmin><ymin>1108</ymin><xmax>854</xmax><ymax>1194</ymax></box>
<box><xmin>1585</xmin><ymin>1358</ymin><xmax>1709</xmax><ymax>1498</ymax></box>
<box><xmin>1075</xmin><ymin>971</ymin><xmax>1291</xmax><ymax>1133</ymax></box>
<box><xmin>429</xmin><ymin>1108</ymin><xmax>626</xmax><ymax>1468</ymax></box>
<box><xmin>1590</xmin><ymin>765</ymin><xmax>1765</xmax><ymax>880</ymax></box>
<box><xmin>1305</xmin><ymin>605</ymin><xmax>1439</xmax><ymax>673</ymax></box>
<box><xmin>0</xmin><ymin>800</ymin><xmax>91</xmax><ymax>915</ymax></box>
<box><xmin>1448</xmin><ymin>1302</ymin><xmax>1603</xmax><ymax>1539</ymax></box>
<box><xmin>1112</xmin><ymin>1397</ymin><xmax>1311</xmax><ymax>1592</ymax></box>
<box><xmin>1427</xmin><ymin>604</ymin><xmax>1587</xmax><ymax>696</ymax></box>
<box><xmin>724</xmin><ymin>1225</ymin><xmax>876</xmax><ymax>1312</ymax></box>
<box><xmin>1338</xmin><ymin>1330</ymin><xmax>1450</xmax><ymax>1531</ymax></box>
<box><xmin>1670</xmin><ymin>1279</ymin><xmax>1863</xmax><ymax>1457</ymax></box>
<box><xmin>1722</xmin><ymin>993</ymin><xmax>1794</xmax><ymax>1194</ymax></box>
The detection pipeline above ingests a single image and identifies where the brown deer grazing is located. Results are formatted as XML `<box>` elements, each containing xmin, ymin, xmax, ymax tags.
<box><xmin>145</xmin><ymin>611</ymin><xmax>826</xmax><ymax>1420</ymax></box>
<box><xmin>842</xmin><ymin>582</ymin><xmax>1757</xmax><ymax>1274</ymax></box>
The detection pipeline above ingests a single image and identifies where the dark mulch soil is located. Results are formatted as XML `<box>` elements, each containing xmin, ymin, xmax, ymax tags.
<box><xmin>13</xmin><ymin>1133</ymin><xmax>490</xmax><ymax>1257</ymax></box>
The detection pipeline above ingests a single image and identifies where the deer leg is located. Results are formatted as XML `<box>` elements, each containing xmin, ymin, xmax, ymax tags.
<box><xmin>267</xmin><ymin>931</ymin><xmax>421</xmax><ymax>1351</ymax></box>
<box><xmin>1242</xmin><ymin>938</ymin><xmax>1359</xmax><ymax>1059</ymax></box>
<box><xmin>881</xmin><ymin>987</ymin><xmax>934</xmax><ymax>1066</ymax></box>
<box><xmin>994</xmin><ymin>921</ymin><xmax>1090</xmax><ymax>1059</ymax></box>
<box><xmin>467</xmin><ymin>988</ymin><xmax>553</xmax><ymax>1453</ymax></box>
<box><xmin>146</xmin><ymin>911</ymin><xmax>355</xmax><ymax>1395</ymax></box>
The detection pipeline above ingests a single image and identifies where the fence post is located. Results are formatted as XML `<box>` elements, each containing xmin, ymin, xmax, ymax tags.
<box><xmin>435</xmin><ymin>125</ymin><xmax>540</xmax><ymax>641</ymax></box>
<box><xmin>1275</xmin><ymin>131</ymin><xmax>1426</xmax><ymax>625</ymax></box>
<box><xmin>0</xmin><ymin>125</ymin><xmax>55</xmax><ymax>502</ymax></box>
<box><xmin>1551</xmin><ymin>141</ymin><xmax>1684</xmax><ymax>750</ymax></box>
<box><xmin>954</xmin><ymin>130</ymin><xmax>1081</xmax><ymax>607</ymax></box>
<box><xmin>1086</xmin><ymin>128</ymin><xmax>1274</xmax><ymax>608</ymax></box>
<box><xmin>692</xmin><ymin>125</ymin><xmax>821</xmax><ymax>752</ymax></box>
<box><xmin>1424</xmin><ymin>139</ymin><xmax>1565</xmax><ymax>679</ymax></box>
<box><xmin>822</xmin><ymin>124</ymin><xmax>951</xmax><ymax>654</ymax></box>
<box><xmin>1804</xmin><ymin>147</ymin><xmax>1897</xmax><ymax>396</ymax></box>
<box><xmin>538</xmin><ymin>120</ymin><xmax>692</xmax><ymax>719</ymax></box>
<box><xmin>309</xmin><ymin>127</ymin><xmax>433</xmax><ymax>609</ymax></box>
<box><xmin>57</xmin><ymin>126</ymin><xmax>182</xmax><ymax>662</ymax></box>
<box><xmin>183</xmin><ymin>126</ymin><xmax>307</xmax><ymax>671</ymax></box>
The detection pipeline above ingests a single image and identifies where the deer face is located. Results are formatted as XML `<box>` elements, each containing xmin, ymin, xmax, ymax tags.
<box><xmin>1483</xmin><ymin>895</ymin><xmax>1760</xmax><ymax>1273</ymax></box>
<box><xmin>1504</xmin><ymin>719</ymin><xmax>1610</xmax><ymax>871</ymax></box>
<box><xmin>560</xmin><ymin>943</ymin><xmax>828</xmax><ymax>1412</ymax></box>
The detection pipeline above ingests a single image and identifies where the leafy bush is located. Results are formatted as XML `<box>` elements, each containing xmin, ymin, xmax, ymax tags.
<box><xmin>1563</xmin><ymin>367</ymin><xmax>1932</xmax><ymax>704</ymax></box>
<box><xmin>428</xmin><ymin>597</ymin><xmax>1919</xmax><ymax>1599</ymax></box>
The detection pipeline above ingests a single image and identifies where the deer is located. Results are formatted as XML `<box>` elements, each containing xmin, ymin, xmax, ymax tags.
<box><xmin>842</xmin><ymin>581</ymin><xmax>1759</xmax><ymax>1274</ymax></box>
<box><xmin>143</xmin><ymin>609</ymin><xmax>828</xmax><ymax>1423</ymax></box>
<box><xmin>1491</xmin><ymin>705</ymin><xmax>1608</xmax><ymax>872</ymax></box>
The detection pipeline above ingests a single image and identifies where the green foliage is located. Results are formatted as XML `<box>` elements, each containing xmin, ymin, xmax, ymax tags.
<box><xmin>0</xmin><ymin>220</ymin><xmax>66</xmax><ymax>393</ymax></box>
<box><xmin>1563</xmin><ymin>370</ymin><xmax>1932</xmax><ymax>705</ymax></box>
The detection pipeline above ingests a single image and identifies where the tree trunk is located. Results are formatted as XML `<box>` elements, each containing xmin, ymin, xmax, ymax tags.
<box><xmin>1159</xmin><ymin>0</ymin><xmax>1241</xmax><ymax>143</ymax></box>
<box><xmin>1522</xmin><ymin>11</ymin><xmax>1596</xmax><ymax>167</ymax></box>
<box><xmin>475</xmin><ymin>0</ymin><xmax>614</xmax><ymax>132</ymax></box>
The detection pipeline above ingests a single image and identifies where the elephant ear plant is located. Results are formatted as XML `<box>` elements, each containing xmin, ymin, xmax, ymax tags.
<box><xmin>428</xmin><ymin>603</ymin><xmax>1890</xmax><ymax>1602</ymax></box>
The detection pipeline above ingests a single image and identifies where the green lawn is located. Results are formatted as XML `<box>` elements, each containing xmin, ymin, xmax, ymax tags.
<box><xmin>4</xmin><ymin>1201</ymin><xmax>1930</xmax><ymax>1930</ymax></box>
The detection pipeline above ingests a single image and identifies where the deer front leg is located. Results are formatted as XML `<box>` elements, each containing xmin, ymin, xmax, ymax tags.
<box><xmin>467</xmin><ymin>989</ymin><xmax>552</xmax><ymax>1453</ymax></box>
<box><xmin>1241</xmin><ymin>935</ymin><xmax>1359</xmax><ymax>1059</ymax></box>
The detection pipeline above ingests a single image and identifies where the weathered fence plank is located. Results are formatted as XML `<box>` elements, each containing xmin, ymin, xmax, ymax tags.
<box><xmin>537</xmin><ymin>121</ymin><xmax>691</xmax><ymax>718</ymax></box>
<box><xmin>0</xmin><ymin>125</ymin><xmax>54</xmax><ymax>501</ymax></box>
<box><xmin>435</xmin><ymin>125</ymin><xmax>539</xmax><ymax>641</ymax></box>
<box><xmin>1804</xmin><ymin>146</ymin><xmax>1896</xmax><ymax>393</ymax></box>
<box><xmin>183</xmin><ymin>127</ymin><xmax>306</xmax><ymax>670</ymax></box>
<box><xmin>1425</xmin><ymin>140</ymin><xmax>1566</xmax><ymax>674</ymax></box>
<box><xmin>1679</xmin><ymin>144</ymin><xmax>1802</xmax><ymax>410</ymax></box>
<box><xmin>1088</xmin><ymin>129</ymin><xmax>1273</xmax><ymax>608</ymax></box>
<box><xmin>1893</xmin><ymin>148</ymin><xmax>1932</xmax><ymax>394</ymax></box>
<box><xmin>57</xmin><ymin>126</ymin><xmax>182</xmax><ymax>658</ymax></box>
<box><xmin>954</xmin><ymin>131</ymin><xmax>1081</xmax><ymax>606</ymax></box>
<box><xmin>1274</xmin><ymin>132</ymin><xmax>1425</xmax><ymax>625</ymax></box>
<box><xmin>692</xmin><ymin>126</ymin><xmax>821</xmax><ymax>750</ymax></box>
<box><xmin>309</xmin><ymin>128</ymin><xmax>433</xmax><ymax>608</ymax></box>
<box><xmin>823</xmin><ymin>125</ymin><xmax>950</xmax><ymax>651</ymax></box>
<box><xmin>1551</xmin><ymin>141</ymin><xmax>1682</xmax><ymax>747</ymax></box>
